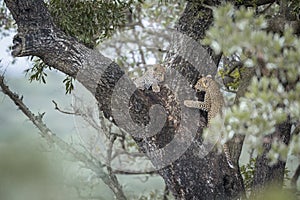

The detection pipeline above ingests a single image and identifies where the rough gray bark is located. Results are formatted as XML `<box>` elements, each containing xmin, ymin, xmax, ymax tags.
<box><xmin>4</xmin><ymin>0</ymin><xmax>292</xmax><ymax>199</ymax></box>
<box><xmin>160</xmin><ymin>1</ymin><xmax>245</xmax><ymax>199</ymax></box>
<box><xmin>251</xmin><ymin>121</ymin><xmax>291</xmax><ymax>198</ymax></box>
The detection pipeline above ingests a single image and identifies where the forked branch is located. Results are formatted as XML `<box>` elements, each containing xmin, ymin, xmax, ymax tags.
<box><xmin>0</xmin><ymin>74</ymin><xmax>127</xmax><ymax>200</ymax></box>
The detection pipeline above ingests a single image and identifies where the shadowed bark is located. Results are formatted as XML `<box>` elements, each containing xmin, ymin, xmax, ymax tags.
<box><xmin>250</xmin><ymin>121</ymin><xmax>292</xmax><ymax>198</ymax></box>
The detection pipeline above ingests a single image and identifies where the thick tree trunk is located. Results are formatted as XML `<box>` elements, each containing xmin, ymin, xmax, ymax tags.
<box><xmin>250</xmin><ymin>121</ymin><xmax>291</xmax><ymax>198</ymax></box>
<box><xmin>4</xmin><ymin>0</ymin><xmax>248</xmax><ymax>199</ymax></box>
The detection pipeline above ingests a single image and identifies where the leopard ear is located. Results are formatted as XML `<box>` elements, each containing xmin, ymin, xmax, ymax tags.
<box><xmin>206</xmin><ymin>74</ymin><xmax>212</xmax><ymax>78</ymax></box>
<box><xmin>202</xmin><ymin>79</ymin><xmax>209</xmax><ymax>87</ymax></box>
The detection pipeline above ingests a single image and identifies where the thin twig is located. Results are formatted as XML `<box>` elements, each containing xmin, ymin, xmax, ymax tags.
<box><xmin>113</xmin><ymin>170</ymin><xmax>157</xmax><ymax>175</ymax></box>
<box><xmin>52</xmin><ymin>100</ymin><xmax>76</xmax><ymax>115</ymax></box>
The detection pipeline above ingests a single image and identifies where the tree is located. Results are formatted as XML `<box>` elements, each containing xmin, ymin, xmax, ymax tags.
<box><xmin>1</xmin><ymin>0</ymin><xmax>300</xmax><ymax>199</ymax></box>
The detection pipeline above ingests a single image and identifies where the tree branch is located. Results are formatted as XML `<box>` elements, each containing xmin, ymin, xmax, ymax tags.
<box><xmin>52</xmin><ymin>100</ymin><xmax>76</xmax><ymax>115</ymax></box>
<box><xmin>0</xmin><ymin>74</ymin><xmax>127</xmax><ymax>200</ymax></box>
<box><xmin>112</xmin><ymin>170</ymin><xmax>158</xmax><ymax>175</ymax></box>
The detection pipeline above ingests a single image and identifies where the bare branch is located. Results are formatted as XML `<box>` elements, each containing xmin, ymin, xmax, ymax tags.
<box><xmin>52</xmin><ymin>100</ymin><xmax>76</xmax><ymax>115</ymax></box>
<box><xmin>0</xmin><ymin>74</ymin><xmax>127</xmax><ymax>200</ymax></box>
<box><xmin>112</xmin><ymin>170</ymin><xmax>157</xmax><ymax>175</ymax></box>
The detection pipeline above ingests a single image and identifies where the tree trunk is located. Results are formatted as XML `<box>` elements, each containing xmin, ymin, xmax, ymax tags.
<box><xmin>250</xmin><ymin>121</ymin><xmax>291</xmax><ymax>198</ymax></box>
<box><xmin>4</xmin><ymin>0</ymin><xmax>248</xmax><ymax>199</ymax></box>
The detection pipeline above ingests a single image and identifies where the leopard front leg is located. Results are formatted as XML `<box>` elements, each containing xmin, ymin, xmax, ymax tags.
<box><xmin>184</xmin><ymin>100</ymin><xmax>210</xmax><ymax>112</ymax></box>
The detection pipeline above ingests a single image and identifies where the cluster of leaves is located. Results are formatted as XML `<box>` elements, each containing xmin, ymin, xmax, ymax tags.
<box><xmin>25</xmin><ymin>57</ymin><xmax>50</xmax><ymax>84</ymax></box>
<box><xmin>142</xmin><ymin>0</ymin><xmax>183</xmax><ymax>27</ymax></box>
<box><xmin>48</xmin><ymin>0</ymin><xmax>142</xmax><ymax>48</ymax></box>
<box><xmin>26</xmin><ymin>57</ymin><xmax>74</xmax><ymax>94</ymax></box>
<box><xmin>204</xmin><ymin>4</ymin><xmax>300</xmax><ymax>161</ymax></box>
<box><xmin>63</xmin><ymin>76</ymin><xmax>74</xmax><ymax>94</ymax></box>
<box><xmin>240</xmin><ymin>157</ymin><xmax>256</xmax><ymax>192</ymax></box>
<box><xmin>28</xmin><ymin>0</ymin><xmax>140</xmax><ymax>92</ymax></box>
<box><xmin>25</xmin><ymin>0</ymin><xmax>185</xmax><ymax>94</ymax></box>
<box><xmin>218</xmin><ymin>65</ymin><xmax>242</xmax><ymax>90</ymax></box>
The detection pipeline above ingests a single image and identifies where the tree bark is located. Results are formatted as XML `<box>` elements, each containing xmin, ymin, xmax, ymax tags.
<box><xmin>4</xmin><ymin>0</ymin><xmax>246</xmax><ymax>199</ymax></box>
<box><xmin>250</xmin><ymin>121</ymin><xmax>292</xmax><ymax>198</ymax></box>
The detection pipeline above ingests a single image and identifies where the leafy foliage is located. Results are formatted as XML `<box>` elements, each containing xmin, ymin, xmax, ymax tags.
<box><xmin>26</xmin><ymin>0</ymin><xmax>145</xmax><ymax>93</ymax></box>
<box><xmin>48</xmin><ymin>0</ymin><xmax>142</xmax><ymax>48</ymax></box>
<box><xmin>240</xmin><ymin>158</ymin><xmax>256</xmax><ymax>191</ymax></box>
<box><xmin>25</xmin><ymin>57</ymin><xmax>50</xmax><ymax>84</ymax></box>
<box><xmin>204</xmin><ymin>4</ymin><xmax>300</xmax><ymax>161</ymax></box>
<box><xmin>63</xmin><ymin>76</ymin><xmax>74</xmax><ymax>94</ymax></box>
<box><xmin>26</xmin><ymin>57</ymin><xmax>75</xmax><ymax>93</ymax></box>
<box><xmin>218</xmin><ymin>65</ymin><xmax>242</xmax><ymax>90</ymax></box>
<box><xmin>23</xmin><ymin>0</ymin><xmax>184</xmax><ymax>95</ymax></box>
